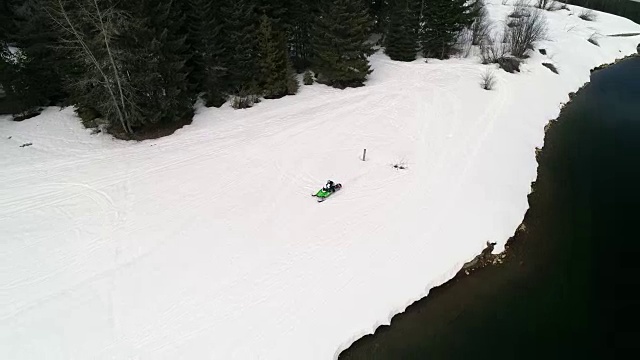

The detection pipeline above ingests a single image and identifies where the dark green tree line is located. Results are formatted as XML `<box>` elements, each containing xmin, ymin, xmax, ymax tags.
<box><xmin>0</xmin><ymin>0</ymin><xmax>481</xmax><ymax>135</ymax></box>
<box><xmin>312</xmin><ymin>0</ymin><xmax>374</xmax><ymax>88</ymax></box>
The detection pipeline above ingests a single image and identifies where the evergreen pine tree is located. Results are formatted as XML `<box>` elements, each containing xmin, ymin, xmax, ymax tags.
<box><xmin>183</xmin><ymin>0</ymin><xmax>210</xmax><ymax>92</ymax></box>
<box><xmin>289</xmin><ymin>0</ymin><xmax>314</xmax><ymax>70</ymax></box>
<box><xmin>311</xmin><ymin>0</ymin><xmax>374</xmax><ymax>88</ymax></box>
<box><xmin>0</xmin><ymin>46</ymin><xmax>33</xmax><ymax>116</ymax></box>
<box><xmin>384</xmin><ymin>0</ymin><xmax>419</xmax><ymax>61</ymax></box>
<box><xmin>220</xmin><ymin>0</ymin><xmax>259</xmax><ymax>94</ymax></box>
<box><xmin>0</xmin><ymin>0</ymin><xmax>16</xmax><ymax>42</ymax></box>
<box><xmin>126</xmin><ymin>0</ymin><xmax>194</xmax><ymax>128</ymax></box>
<box><xmin>419</xmin><ymin>0</ymin><xmax>474</xmax><ymax>60</ymax></box>
<box><xmin>303</xmin><ymin>70</ymin><xmax>314</xmax><ymax>85</ymax></box>
<box><xmin>0</xmin><ymin>0</ymin><xmax>65</xmax><ymax>116</ymax></box>
<box><xmin>257</xmin><ymin>15</ymin><xmax>298</xmax><ymax>99</ymax></box>
<box><xmin>256</xmin><ymin>0</ymin><xmax>289</xmax><ymax>28</ymax></box>
<box><xmin>184</xmin><ymin>0</ymin><xmax>225</xmax><ymax>106</ymax></box>
<box><xmin>364</xmin><ymin>0</ymin><xmax>386</xmax><ymax>32</ymax></box>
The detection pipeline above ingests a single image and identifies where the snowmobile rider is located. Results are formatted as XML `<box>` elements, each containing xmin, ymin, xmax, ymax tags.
<box><xmin>323</xmin><ymin>180</ymin><xmax>336</xmax><ymax>193</ymax></box>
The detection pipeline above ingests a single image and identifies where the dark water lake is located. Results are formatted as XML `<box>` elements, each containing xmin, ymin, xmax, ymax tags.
<box><xmin>340</xmin><ymin>56</ymin><xmax>640</xmax><ymax>360</ymax></box>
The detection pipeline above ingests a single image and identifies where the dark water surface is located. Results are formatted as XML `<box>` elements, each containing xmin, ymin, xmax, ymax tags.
<box><xmin>340</xmin><ymin>57</ymin><xmax>640</xmax><ymax>360</ymax></box>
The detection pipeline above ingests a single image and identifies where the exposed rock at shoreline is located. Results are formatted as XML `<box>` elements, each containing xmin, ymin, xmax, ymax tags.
<box><xmin>591</xmin><ymin>53</ymin><xmax>639</xmax><ymax>72</ymax></box>
<box><xmin>462</xmin><ymin>241</ymin><xmax>508</xmax><ymax>275</ymax></box>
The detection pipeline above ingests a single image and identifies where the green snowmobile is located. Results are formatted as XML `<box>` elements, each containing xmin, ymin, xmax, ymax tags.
<box><xmin>312</xmin><ymin>180</ymin><xmax>342</xmax><ymax>202</ymax></box>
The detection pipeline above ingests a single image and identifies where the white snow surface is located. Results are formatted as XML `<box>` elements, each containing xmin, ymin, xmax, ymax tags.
<box><xmin>1</xmin><ymin>3</ymin><xmax>639</xmax><ymax>359</ymax></box>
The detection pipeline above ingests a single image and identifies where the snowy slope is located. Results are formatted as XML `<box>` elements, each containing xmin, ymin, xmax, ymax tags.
<box><xmin>1</xmin><ymin>3</ymin><xmax>639</xmax><ymax>359</ymax></box>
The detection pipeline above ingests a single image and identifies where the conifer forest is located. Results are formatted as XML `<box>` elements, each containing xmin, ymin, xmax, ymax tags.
<box><xmin>0</xmin><ymin>0</ymin><xmax>481</xmax><ymax>136</ymax></box>
<box><xmin>2</xmin><ymin>0</ymin><xmax>637</xmax><ymax>137</ymax></box>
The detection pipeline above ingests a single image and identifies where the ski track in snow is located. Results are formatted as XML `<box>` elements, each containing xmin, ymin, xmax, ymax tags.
<box><xmin>1</xmin><ymin>2</ymin><xmax>639</xmax><ymax>359</ymax></box>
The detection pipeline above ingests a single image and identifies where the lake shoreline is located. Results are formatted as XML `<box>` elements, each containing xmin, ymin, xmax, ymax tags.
<box><xmin>339</xmin><ymin>55</ymin><xmax>638</xmax><ymax>359</ymax></box>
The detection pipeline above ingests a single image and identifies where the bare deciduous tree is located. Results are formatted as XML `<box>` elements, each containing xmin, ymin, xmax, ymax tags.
<box><xmin>48</xmin><ymin>0</ymin><xmax>133</xmax><ymax>133</ymax></box>
<box><xmin>471</xmin><ymin>0</ymin><xmax>493</xmax><ymax>46</ymax></box>
<box><xmin>509</xmin><ymin>0</ymin><xmax>531</xmax><ymax>18</ymax></box>
<box><xmin>506</xmin><ymin>7</ymin><xmax>548</xmax><ymax>58</ymax></box>
<box><xmin>480</xmin><ymin>32</ymin><xmax>509</xmax><ymax>64</ymax></box>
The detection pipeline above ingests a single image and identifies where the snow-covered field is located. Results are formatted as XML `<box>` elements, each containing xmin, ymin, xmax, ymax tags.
<box><xmin>1</xmin><ymin>2</ymin><xmax>639</xmax><ymax>359</ymax></box>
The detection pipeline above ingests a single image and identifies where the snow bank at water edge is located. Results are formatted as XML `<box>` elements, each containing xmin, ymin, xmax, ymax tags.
<box><xmin>1</xmin><ymin>2</ymin><xmax>639</xmax><ymax>359</ymax></box>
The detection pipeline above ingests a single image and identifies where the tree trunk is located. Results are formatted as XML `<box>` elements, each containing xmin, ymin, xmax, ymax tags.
<box><xmin>54</xmin><ymin>0</ymin><xmax>129</xmax><ymax>133</ymax></box>
<box><xmin>92</xmin><ymin>0</ymin><xmax>131</xmax><ymax>134</ymax></box>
